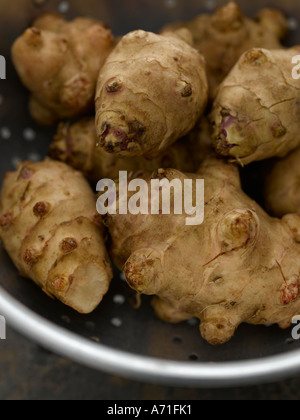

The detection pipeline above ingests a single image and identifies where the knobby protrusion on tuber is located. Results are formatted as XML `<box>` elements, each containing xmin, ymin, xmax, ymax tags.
<box><xmin>49</xmin><ymin>117</ymin><xmax>208</xmax><ymax>182</ymax></box>
<box><xmin>162</xmin><ymin>1</ymin><xmax>288</xmax><ymax>99</ymax></box>
<box><xmin>12</xmin><ymin>14</ymin><xmax>114</xmax><ymax>125</ymax></box>
<box><xmin>95</xmin><ymin>30</ymin><xmax>208</xmax><ymax>157</ymax></box>
<box><xmin>210</xmin><ymin>47</ymin><xmax>300</xmax><ymax>165</ymax></box>
<box><xmin>0</xmin><ymin>159</ymin><xmax>112</xmax><ymax>313</ymax></box>
<box><xmin>105</xmin><ymin>157</ymin><xmax>300</xmax><ymax>345</ymax></box>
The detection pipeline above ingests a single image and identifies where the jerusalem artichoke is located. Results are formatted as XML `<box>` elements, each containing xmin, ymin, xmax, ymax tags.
<box><xmin>49</xmin><ymin>117</ymin><xmax>206</xmax><ymax>181</ymax></box>
<box><xmin>211</xmin><ymin>47</ymin><xmax>300</xmax><ymax>165</ymax></box>
<box><xmin>105</xmin><ymin>158</ymin><xmax>300</xmax><ymax>345</ymax></box>
<box><xmin>163</xmin><ymin>1</ymin><xmax>288</xmax><ymax>98</ymax></box>
<box><xmin>0</xmin><ymin>159</ymin><xmax>112</xmax><ymax>313</ymax></box>
<box><xmin>265</xmin><ymin>148</ymin><xmax>300</xmax><ymax>217</ymax></box>
<box><xmin>95</xmin><ymin>30</ymin><xmax>208</xmax><ymax>157</ymax></box>
<box><xmin>12</xmin><ymin>14</ymin><xmax>114</xmax><ymax>125</ymax></box>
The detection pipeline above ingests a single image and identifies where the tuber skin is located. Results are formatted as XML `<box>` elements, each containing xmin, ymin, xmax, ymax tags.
<box><xmin>12</xmin><ymin>14</ymin><xmax>114</xmax><ymax>125</ymax></box>
<box><xmin>49</xmin><ymin>117</ymin><xmax>206</xmax><ymax>182</ymax></box>
<box><xmin>211</xmin><ymin>47</ymin><xmax>300</xmax><ymax>165</ymax></box>
<box><xmin>265</xmin><ymin>148</ymin><xmax>300</xmax><ymax>218</ymax></box>
<box><xmin>95</xmin><ymin>29</ymin><xmax>208</xmax><ymax>157</ymax></box>
<box><xmin>162</xmin><ymin>1</ymin><xmax>288</xmax><ymax>99</ymax></box>
<box><xmin>105</xmin><ymin>158</ymin><xmax>300</xmax><ymax>346</ymax></box>
<box><xmin>0</xmin><ymin>159</ymin><xmax>112</xmax><ymax>314</ymax></box>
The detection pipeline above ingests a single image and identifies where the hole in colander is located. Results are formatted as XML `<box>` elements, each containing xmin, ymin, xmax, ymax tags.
<box><xmin>58</xmin><ymin>1</ymin><xmax>70</xmax><ymax>13</ymax></box>
<box><xmin>111</xmin><ymin>317</ymin><xmax>123</xmax><ymax>328</ymax></box>
<box><xmin>23</xmin><ymin>128</ymin><xmax>36</xmax><ymax>142</ymax></box>
<box><xmin>288</xmin><ymin>17</ymin><xmax>299</xmax><ymax>31</ymax></box>
<box><xmin>187</xmin><ymin>318</ymin><xmax>199</xmax><ymax>327</ymax></box>
<box><xmin>189</xmin><ymin>354</ymin><xmax>199</xmax><ymax>361</ymax></box>
<box><xmin>204</xmin><ymin>0</ymin><xmax>217</xmax><ymax>11</ymax></box>
<box><xmin>164</xmin><ymin>0</ymin><xmax>177</xmax><ymax>9</ymax></box>
<box><xmin>11</xmin><ymin>157</ymin><xmax>22</xmax><ymax>169</ymax></box>
<box><xmin>113</xmin><ymin>294</ymin><xmax>126</xmax><ymax>305</ymax></box>
<box><xmin>120</xmin><ymin>272</ymin><xmax>127</xmax><ymax>282</ymax></box>
<box><xmin>173</xmin><ymin>337</ymin><xmax>182</xmax><ymax>345</ymax></box>
<box><xmin>0</xmin><ymin>127</ymin><xmax>11</xmax><ymax>140</ymax></box>
<box><xmin>27</xmin><ymin>152</ymin><xmax>42</xmax><ymax>162</ymax></box>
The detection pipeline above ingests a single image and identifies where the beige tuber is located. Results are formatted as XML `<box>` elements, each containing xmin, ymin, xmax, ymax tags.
<box><xmin>0</xmin><ymin>159</ymin><xmax>112</xmax><ymax>313</ymax></box>
<box><xmin>105</xmin><ymin>157</ymin><xmax>300</xmax><ymax>345</ymax></box>
<box><xmin>211</xmin><ymin>47</ymin><xmax>300</xmax><ymax>165</ymax></box>
<box><xmin>95</xmin><ymin>29</ymin><xmax>208</xmax><ymax>157</ymax></box>
<box><xmin>12</xmin><ymin>14</ymin><xmax>114</xmax><ymax>125</ymax></box>
<box><xmin>163</xmin><ymin>1</ymin><xmax>288</xmax><ymax>98</ymax></box>
<box><xmin>265</xmin><ymin>148</ymin><xmax>300</xmax><ymax>217</ymax></box>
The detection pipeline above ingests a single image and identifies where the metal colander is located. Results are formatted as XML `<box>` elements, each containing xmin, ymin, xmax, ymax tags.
<box><xmin>1</xmin><ymin>0</ymin><xmax>300</xmax><ymax>388</ymax></box>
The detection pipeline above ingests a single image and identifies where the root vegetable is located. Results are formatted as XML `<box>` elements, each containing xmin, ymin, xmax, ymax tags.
<box><xmin>49</xmin><ymin>117</ymin><xmax>207</xmax><ymax>182</ymax></box>
<box><xmin>211</xmin><ymin>47</ymin><xmax>300</xmax><ymax>165</ymax></box>
<box><xmin>105</xmin><ymin>157</ymin><xmax>300</xmax><ymax>345</ymax></box>
<box><xmin>12</xmin><ymin>14</ymin><xmax>114</xmax><ymax>125</ymax></box>
<box><xmin>95</xmin><ymin>30</ymin><xmax>208</xmax><ymax>157</ymax></box>
<box><xmin>265</xmin><ymin>148</ymin><xmax>300</xmax><ymax>217</ymax></box>
<box><xmin>0</xmin><ymin>159</ymin><xmax>112</xmax><ymax>313</ymax></box>
<box><xmin>162</xmin><ymin>1</ymin><xmax>287</xmax><ymax>98</ymax></box>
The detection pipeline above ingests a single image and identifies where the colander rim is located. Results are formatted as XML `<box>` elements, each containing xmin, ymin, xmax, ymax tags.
<box><xmin>1</xmin><ymin>285</ymin><xmax>300</xmax><ymax>388</ymax></box>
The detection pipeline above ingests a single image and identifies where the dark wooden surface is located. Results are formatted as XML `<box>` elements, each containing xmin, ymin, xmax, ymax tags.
<box><xmin>1</xmin><ymin>325</ymin><xmax>300</xmax><ymax>400</ymax></box>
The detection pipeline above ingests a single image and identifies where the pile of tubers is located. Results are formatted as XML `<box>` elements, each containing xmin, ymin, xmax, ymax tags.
<box><xmin>3</xmin><ymin>1</ymin><xmax>300</xmax><ymax>346</ymax></box>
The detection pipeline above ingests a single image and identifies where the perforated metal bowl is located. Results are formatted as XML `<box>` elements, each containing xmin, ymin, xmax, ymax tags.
<box><xmin>1</xmin><ymin>0</ymin><xmax>300</xmax><ymax>388</ymax></box>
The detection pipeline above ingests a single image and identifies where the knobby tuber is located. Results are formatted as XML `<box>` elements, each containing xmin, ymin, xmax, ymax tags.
<box><xmin>105</xmin><ymin>157</ymin><xmax>300</xmax><ymax>345</ymax></box>
<box><xmin>265</xmin><ymin>148</ymin><xmax>300</xmax><ymax>217</ymax></box>
<box><xmin>95</xmin><ymin>30</ymin><xmax>208</xmax><ymax>157</ymax></box>
<box><xmin>6</xmin><ymin>3</ymin><xmax>300</xmax><ymax>347</ymax></box>
<box><xmin>211</xmin><ymin>47</ymin><xmax>300</xmax><ymax>165</ymax></box>
<box><xmin>12</xmin><ymin>14</ymin><xmax>114</xmax><ymax>125</ymax></box>
<box><xmin>0</xmin><ymin>159</ymin><xmax>112</xmax><ymax>313</ymax></box>
<box><xmin>162</xmin><ymin>1</ymin><xmax>287</xmax><ymax>98</ymax></box>
<box><xmin>49</xmin><ymin>117</ymin><xmax>207</xmax><ymax>181</ymax></box>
